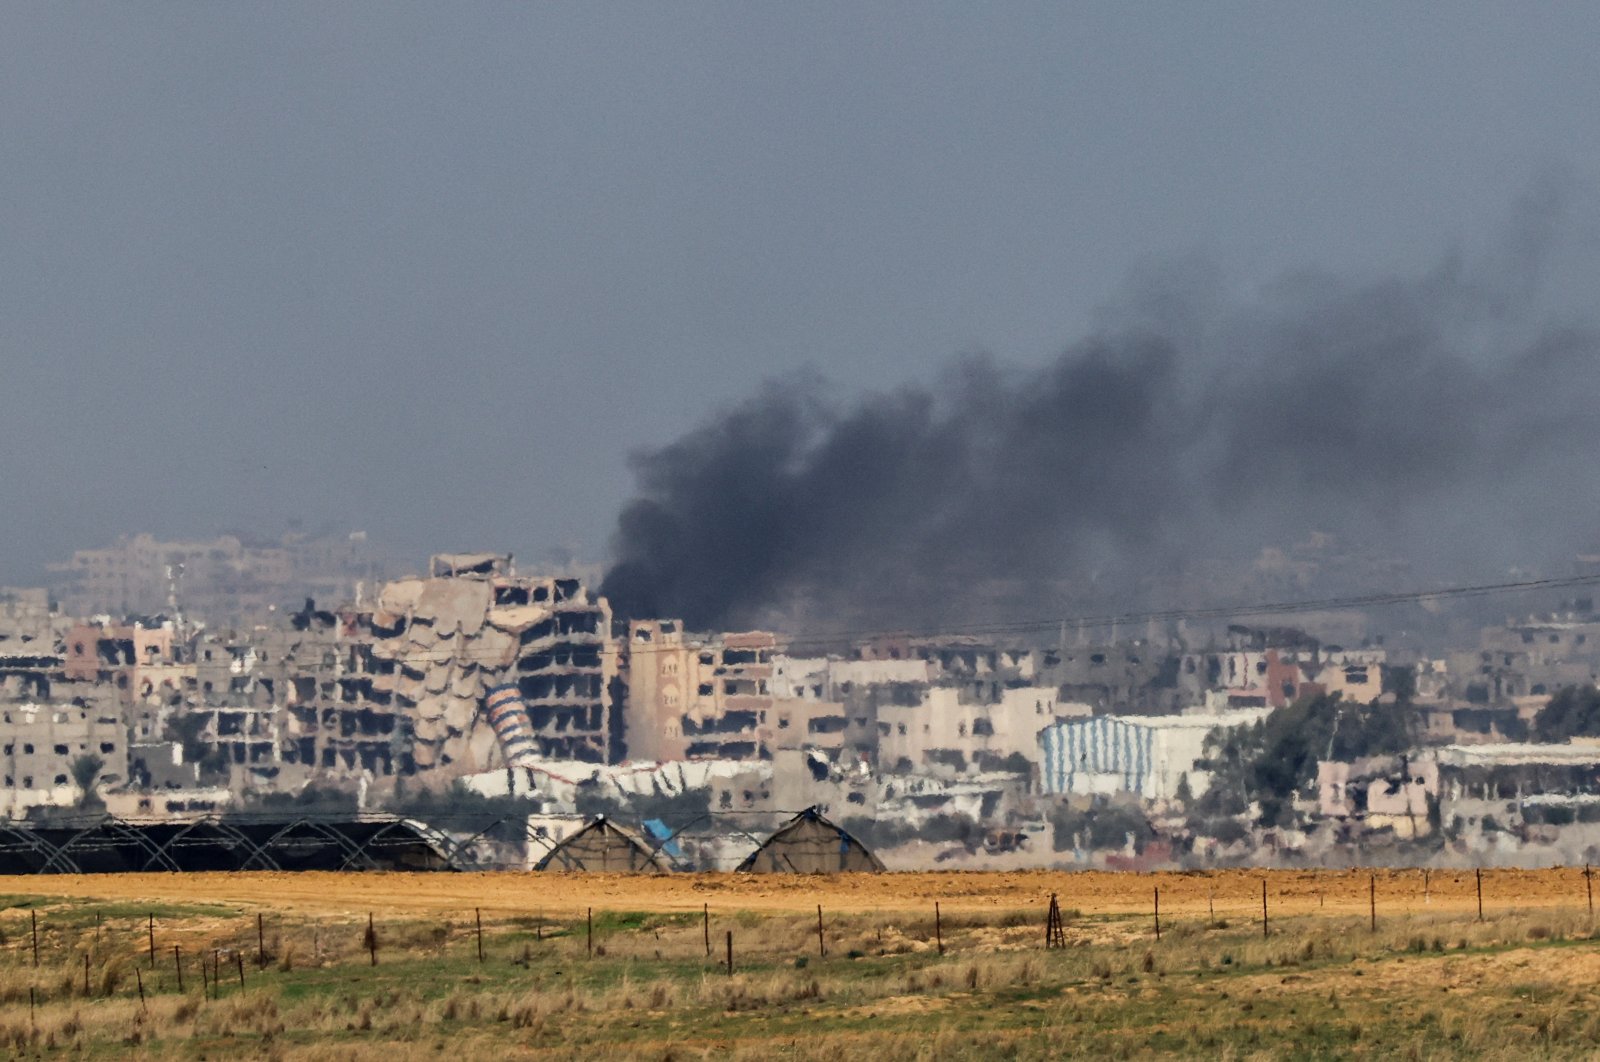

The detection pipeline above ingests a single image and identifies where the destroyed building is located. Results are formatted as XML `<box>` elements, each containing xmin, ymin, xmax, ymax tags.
<box><xmin>0</xmin><ymin>591</ymin><xmax>128</xmax><ymax>815</ymax></box>
<box><xmin>0</xmin><ymin>700</ymin><xmax>127</xmax><ymax>816</ymax></box>
<box><xmin>623</xmin><ymin>621</ymin><xmax>777</xmax><ymax>761</ymax></box>
<box><xmin>0</xmin><ymin>589</ymin><xmax>63</xmax><ymax>703</ymax></box>
<box><xmin>168</xmin><ymin>555</ymin><xmax>623</xmax><ymax>795</ymax></box>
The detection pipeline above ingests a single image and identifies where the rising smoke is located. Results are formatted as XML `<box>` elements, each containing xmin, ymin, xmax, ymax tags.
<box><xmin>603</xmin><ymin>199</ymin><xmax>1600</xmax><ymax>634</ymax></box>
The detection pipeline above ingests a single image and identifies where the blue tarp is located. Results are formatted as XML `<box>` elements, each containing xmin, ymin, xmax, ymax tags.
<box><xmin>641</xmin><ymin>818</ymin><xmax>683</xmax><ymax>859</ymax></box>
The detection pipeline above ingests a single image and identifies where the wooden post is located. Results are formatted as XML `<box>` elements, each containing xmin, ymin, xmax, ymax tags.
<box><xmin>1208</xmin><ymin>888</ymin><xmax>1215</xmax><ymax>922</ymax></box>
<box><xmin>199</xmin><ymin>952</ymin><xmax>208</xmax><ymax>999</ymax></box>
<box><xmin>174</xmin><ymin>945</ymin><xmax>184</xmax><ymax>992</ymax></box>
<box><xmin>1476</xmin><ymin>868</ymin><xmax>1484</xmax><ymax>922</ymax></box>
<box><xmin>476</xmin><ymin>908</ymin><xmax>484</xmax><ymax>963</ymax></box>
<box><xmin>258</xmin><ymin>913</ymin><xmax>266</xmax><ymax>970</ymax></box>
<box><xmin>1045</xmin><ymin>893</ymin><xmax>1066</xmax><ymax>948</ymax></box>
<box><xmin>83</xmin><ymin>952</ymin><xmax>90</xmax><ymax>996</ymax></box>
<box><xmin>725</xmin><ymin>930</ymin><xmax>733</xmax><ymax>975</ymax></box>
<box><xmin>1587</xmin><ymin>865</ymin><xmax>1594</xmax><ymax>921</ymax></box>
<box><xmin>1423</xmin><ymin>869</ymin><xmax>1431</xmax><ymax>905</ymax></box>
<box><xmin>367</xmin><ymin>913</ymin><xmax>377</xmax><ymax>966</ymax></box>
<box><xmin>30</xmin><ymin>909</ymin><xmax>38</xmax><ymax>967</ymax></box>
<box><xmin>1154</xmin><ymin>886</ymin><xmax>1161</xmax><ymax>941</ymax></box>
<box><xmin>28</xmin><ymin>986</ymin><xmax>34</xmax><ymax>1028</ymax></box>
<box><xmin>212</xmin><ymin>949</ymin><xmax>220</xmax><ymax>999</ymax></box>
<box><xmin>935</xmin><ymin>902</ymin><xmax>944</xmax><ymax>956</ymax></box>
<box><xmin>148</xmin><ymin>913</ymin><xmax>156</xmax><ymax>968</ymax></box>
<box><xmin>1261</xmin><ymin>879</ymin><xmax>1269</xmax><ymax>939</ymax></box>
<box><xmin>816</xmin><ymin>904</ymin><xmax>826</xmax><ymax>958</ymax></box>
<box><xmin>136</xmin><ymin>968</ymin><xmax>146</xmax><ymax>1010</ymax></box>
<box><xmin>703</xmin><ymin>903</ymin><xmax>710</xmax><ymax>957</ymax></box>
<box><xmin>1369</xmin><ymin>874</ymin><xmax>1376</xmax><ymax>933</ymax></box>
<box><xmin>586</xmin><ymin>907</ymin><xmax>593</xmax><ymax>959</ymax></box>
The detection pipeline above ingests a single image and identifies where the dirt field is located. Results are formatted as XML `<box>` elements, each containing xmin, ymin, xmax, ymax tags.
<box><xmin>4</xmin><ymin>868</ymin><xmax>1600</xmax><ymax>1059</ymax></box>
<box><xmin>5</xmin><ymin>864</ymin><xmax>1590</xmax><ymax>920</ymax></box>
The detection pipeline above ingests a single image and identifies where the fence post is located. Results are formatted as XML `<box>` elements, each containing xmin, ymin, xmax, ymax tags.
<box><xmin>83</xmin><ymin>952</ymin><xmax>90</xmax><ymax>997</ymax></box>
<box><xmin>935</xmin><ymin>902</ymin><xmax>944</xmax><ymax>956</ymax></box>
<box><xmin>31</xmin><ymin>909</ymin><xmax>38</xmax><ymax>967</ymax></box>
<box><xmin>1369</xmin><ymin>874</ymin><xmax>1376</xmax><ymax>933</ymax></box>
<box><xmin>703</xmin><ymin>903</ymin><xmax>710</xmax><ymax>957</ymax></box>
<box><xmin>816</xmin><ymin>904</ymin><xmax>826</xmax><ymax>958</ymax></box>
<box><xmin>236</xmin><ymin>952</ymin><xmax>245</xmax><ymax>989</ymax></box>
<box><xmin>725</xmin><ymin>930</ymin><xmax>733</xmax><ymax>976</ymax></box>
<box><xmin>1154</xmin><ymin>886</ymin><xmax>1161</xmax><ymax>941</ymax></box>
<box><xmin>174</xmin><ymin>945</ymin><xmax>184</xmax><ymax>992</ymax></box>
<box><xmin>1476</xmin><ymin>868</ymin><xmax>1484</xmax><ymax>922</ymax></box>
<box><xmin>367</xmin><ymin>913</ymin><xmax>377</xmax><ymax>966</ymax></box>
<box><xmin>476</xmin><ymin>908</ymin><xmax>484</xmax><ymax>963</ymax></box>
<box><xmin>1587</xmin><ymin>865</ymin><xmax>1594</xmax><ymax>922</ymax></box>
<box><xmin>587</xmin><ymin>908</ymin><xmax>593</xmax><ymax>958</ymax></box>
<box><xmin>1261</xmin><ymin>879</ymin><xmax>1269</xmax><ymax>939</ymax></box>
<box><xmin>136</xmin><ymin>968</ymin><xmax>146</xmax><ymax>1010</ymax></box>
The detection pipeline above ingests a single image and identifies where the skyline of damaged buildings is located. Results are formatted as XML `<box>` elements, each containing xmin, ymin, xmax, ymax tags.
<box><xmin>6</xmin><ymin>531</ymin><xmax>1600</xmax><ymax>868</ymax></box>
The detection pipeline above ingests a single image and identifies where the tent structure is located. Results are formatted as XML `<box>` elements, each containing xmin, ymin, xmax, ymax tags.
<box><xmin>532</xmin><ymin>816</ymin><xmax>665</xmax><ymax>873</ymax></box>
<box><xmin>735</xmin><ymin>807</ymin><xmax>886</xmax><ymax>873</ymax></box>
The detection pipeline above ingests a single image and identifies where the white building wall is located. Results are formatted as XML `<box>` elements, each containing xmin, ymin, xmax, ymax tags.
<box><xmin>1037</xmin><ymin>708</ymin><xmax>1271</xmax><ymax>800</ymax></box>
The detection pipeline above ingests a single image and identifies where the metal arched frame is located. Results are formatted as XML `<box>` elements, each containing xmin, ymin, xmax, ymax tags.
<box><xmin>149</xmin><ymin>816</ymin><xmax>280</xmax><ymax>872</ymax></box>
<box><xmin>256</xmin><ymin>817</ymin><xmax>374</xmax><ymax>870</ymax></box>
<box><xmin>39</xmin><ymin>819</ymin><xmax>181</xmax><ymax>875</ymax></box>
<box><xmin>426</xmin><ymin>814</ymin><xmax>561</xmax><ymax>871</ymax></box>
<box><xmin>337</xmin><ymin>818</ymin><xmax>452</xmax><ymax>871</ymax></box>
<box><xmin>424</xmin><ymin>815</ymin><xmax>513</xmax><ymax>869</ymax></box>
<box><xmin>0</xmin><ymin>822</ymin><xmax>68</xmax><ymax>873</ymax></box>
<box><xmin>395</xmin><ymin>817</ymin><xmax>469</xmax><ymax>870</ymax></box>
<box><xmin>640</xmin><ymin>811</ymin><xmax>773</xmax><ymax>871</ymax></box>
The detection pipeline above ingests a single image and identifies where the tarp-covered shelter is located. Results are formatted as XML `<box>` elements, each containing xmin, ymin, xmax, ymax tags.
<box><xmin>736</xmin><ymin>807</ymin><xmax>885</xmax><ymax>873</ymax></box>
<box><xmin>533</xmin><ymin>816</ymin><xmax>664</xmax><ymax>873</ymax></box>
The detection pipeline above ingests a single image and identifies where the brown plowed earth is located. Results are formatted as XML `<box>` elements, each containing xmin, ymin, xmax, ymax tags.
<box><xmin>3</xmin><ymin>865</ymin><xmax>1589</xmax><ymax>919</ymax></box>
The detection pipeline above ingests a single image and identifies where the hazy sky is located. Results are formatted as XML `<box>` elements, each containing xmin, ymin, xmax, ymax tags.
<box><xmin>4</xmin><ymin>4</ymin><xmax>1600</xmax><ymax>581</ymax></box>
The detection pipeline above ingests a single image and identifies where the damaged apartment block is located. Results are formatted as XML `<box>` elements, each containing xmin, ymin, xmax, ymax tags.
<box><xmin>0</xmin><ymin>590</ymin><xmax>127</xmax><ymax>814</ymax></box>
<box><xmin>140</xmin><ymin>554</ymin><xmax>620</xmax><ymax>805</ymax></box>
<box><xmin>368</xmin><ymin>554</ymin><xmax>619</xmax><ymax>782</ymax></box>
<box><xmin>623</xmin><ymin>622</ymin><xmax>778</xmax><ymax>761</ymax></box>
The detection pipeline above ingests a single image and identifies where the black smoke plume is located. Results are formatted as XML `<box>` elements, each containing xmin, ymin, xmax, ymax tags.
<box><xmin>603</xmin><ymin>203</ymin><xmax>1600</xmax><ymax>633</ymax></box>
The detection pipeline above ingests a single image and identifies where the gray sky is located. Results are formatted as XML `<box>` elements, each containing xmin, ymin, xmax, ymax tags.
<box><xmin>4</xmin><ymin>3</ymin><xmax>1600</xmax><ymax>581</ymax></box>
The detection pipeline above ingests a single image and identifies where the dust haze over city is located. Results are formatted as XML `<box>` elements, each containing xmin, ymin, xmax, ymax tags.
<box><xmin>12</xmin><ymin>4</ymin><xmax>1600</xmax><ymax>897</ymax></box>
